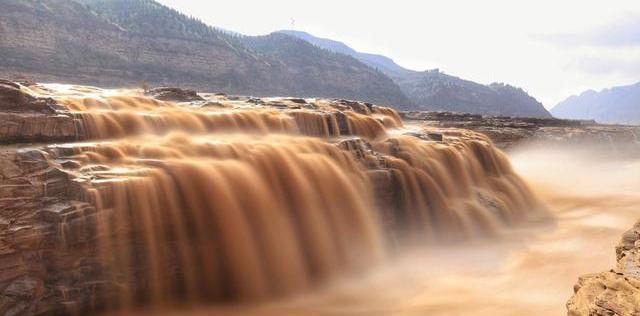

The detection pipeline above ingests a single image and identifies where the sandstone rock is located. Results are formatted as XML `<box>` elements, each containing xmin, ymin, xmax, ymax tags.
<box><xmin>3</xmin><ymin>277</ymin><xmax>44</xmax><ymax>298</ymax></box>
<box><xmin>0</xmin><ymin>156</ymin><xmax>22</xmax><ymax>179</ymax></box>
<box><xmin>145</xmin><ymin>87</ymin><xmax>205</xmax><ymax>102</ymax></box>
<box><xmin>618</xmin><ymin>225</ymin><xmax>640</xmax><ymax>260</ymax></box>
<box><xmin>0</xmin><ymin>144</ymin><xmax>86</xmax><ymax>315</ymax></box>
<box><xmin>0</xmin><ymin>113</ymin><xmax>79</xmax><ymax>144</ymax></box>
<box><xmin>0</xmin><ymin>217</ymin><xmax>8</xmax><ymax>230</ymax></box>
<box><xmin>0</xmin><ymin>296</ymin><xmax>18</xmax><ymax>315</ymax></box>
<box><xmin>284</xmin><ymin>97</ymin><xmax>307</xmax><ymax>104</ymax></box>
<box><xmin>336</xmin><ymin>138</ymin><xmax>372</xmax><ymax>162</ymax></box>
<box><xmin>568</xmin><ymin>221</ymin><xmax>640</xmax><ymax>315</ymax></box>
<box><xmin>334</xmin><ymin>99</ymin><xmax>372</xmax><ymax>114</ymax></box>
<box><xmin>0</xmin><ymin>80</ymin><xmax>61</xmax><ymax>114</ymax></box>
<box><xmin>0</xmin><ymin>81</ymin><xmax>34</xmax><ymax>108</ymax></box>
<box><xmin>335</xmin><ymin>111</ymin><xmax>350</xmax><ymax>135</ymax></box>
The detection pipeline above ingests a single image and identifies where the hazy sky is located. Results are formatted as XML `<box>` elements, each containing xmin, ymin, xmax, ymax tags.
<box><xmin>157</xmin><ymin>0</ymin><xmax>640</xmax><ymax>107</ymax></box>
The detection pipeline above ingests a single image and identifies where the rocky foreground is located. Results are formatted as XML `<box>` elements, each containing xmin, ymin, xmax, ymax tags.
<box><xmin>567</xmin><ymin>221</ymin><xmax>640</xmax><ymax>316</ymax></box>
<box><xmin>0</xmin><ymin>79</ymin><xmax>639</xmax><ymax>315</ymax></box>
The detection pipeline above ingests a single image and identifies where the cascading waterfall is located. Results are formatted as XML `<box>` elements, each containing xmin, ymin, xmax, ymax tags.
<box><xmin>373</xmin><ymin>134</ymin><xmax>540</xmax><ymax>241</ymax></box>
<box><xmin>66</xmin><ymin>135</ymin><xmax>384</xmax><ymax>310</ymax></box>
<box><xmin>31</xmin><ymin>84</ymin><xmax>546</xmax><ymax>313</ymax></box>
<box><xmin>52</xmin><ymin>92</ymin><xmax>398</xmax><ymax>140</ymax></box>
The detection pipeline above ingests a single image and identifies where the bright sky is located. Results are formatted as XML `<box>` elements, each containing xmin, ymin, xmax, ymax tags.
<box><xmin>157</xmin><ymin>0</ymin><xmax>640</xmax><ymax>108</ymax></box>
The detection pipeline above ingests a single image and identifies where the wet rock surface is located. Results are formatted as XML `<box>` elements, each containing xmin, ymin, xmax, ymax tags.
<box><xmin>0</xmin><ymin>81</ymin><xmax>80</xmax><ymax>144</ymax></box>
<box><xmin>0</xmin><ymin>113</ymin><xmax>80</xmax><ymax>144</ymax></box>
<box><xmin>0</xmin><ymin>146</ymin><xmax>96</xmax><ymax>315</ymax></box>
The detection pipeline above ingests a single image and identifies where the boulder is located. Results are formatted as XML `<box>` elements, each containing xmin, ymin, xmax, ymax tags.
<box><xmin>0</xmin><ymin>80</ymin><xmax>59</xmax><ymax>114</ymax></box>
<box><xmin>568</xmin><ymin>220</ymin><xmax>640</xmax><ymax>315</ymax></box>
<box><xmin>144</xmin><ymin>87</ymin><xmax>205</xmax><ymax>102</ymax></box>
<box><xmin>0</xmin><ymin>81</ymin><xmax>36</xmax><ymax>109</ymax></box>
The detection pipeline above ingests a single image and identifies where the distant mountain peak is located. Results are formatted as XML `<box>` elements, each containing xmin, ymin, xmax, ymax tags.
<box><xmin>552</xmin><ymin>82</ymin><xmax>640</xmax><ymax>125</ymax></box>
<box><xmin>278</xmin><ymin>30</ymin><xmax>412</xmax><ymax>76</ymax></box>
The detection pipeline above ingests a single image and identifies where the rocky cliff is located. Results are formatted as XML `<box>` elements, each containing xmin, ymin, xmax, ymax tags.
<box><xmin>567</xmin><ymin>221</ymin><xmax>640</xmax><ymax>315</ymax></box>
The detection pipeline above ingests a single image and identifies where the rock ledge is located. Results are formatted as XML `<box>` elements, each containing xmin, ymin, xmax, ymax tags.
<box><xmin>567</xmin><ymin>221</ymin><xmax>640</xmax><ymax>315</ymax></box>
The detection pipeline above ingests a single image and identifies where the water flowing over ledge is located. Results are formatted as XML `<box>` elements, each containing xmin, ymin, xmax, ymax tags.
<box><xmin>1</xmin><ymin>80</ymin><xmax>550</xmax><ymax>315</ymax></box>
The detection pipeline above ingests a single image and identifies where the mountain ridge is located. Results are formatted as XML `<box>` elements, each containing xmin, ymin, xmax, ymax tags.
<box><xmin>551</xmin><ymin>82</ymin><xmax>640</xmax><ymax>125</ymax></box>
<box><xmin>0</xmin><ymin>0</ymin><xmax>411</xmax><ymax>107</ymax></box>
<box><xmin>1</xmin><ymin>0</ymin><xmax>550</xmax><ymax>116</ymax></box>
<box><xmin>280</xmin><ymin>30</ymin><xmax>551</xmax><ymax>118</ymax></box>
<box><xmin>279</xmin><ymin>30</ymin><xmax>411</xmax><ymax>76</ymax></box>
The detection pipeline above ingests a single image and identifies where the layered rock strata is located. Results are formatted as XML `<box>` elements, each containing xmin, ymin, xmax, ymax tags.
<box><xmin>568</xmin><ymin>221</ymin><xmax>640</xmax><ymax>315</ymax></box>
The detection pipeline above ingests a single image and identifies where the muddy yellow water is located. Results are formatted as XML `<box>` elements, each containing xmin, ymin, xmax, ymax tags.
<box><xmin>26</xmin><ymin>83</ymin><xmax>638</xmax><ymax>315</ymax></box>
<box><xmin>147</xmin><ymin>145</ymin><xmax>640</xmax><ymax>316</ymax></box>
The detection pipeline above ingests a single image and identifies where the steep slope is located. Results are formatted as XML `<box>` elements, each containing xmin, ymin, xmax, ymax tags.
<box><xmin>395</xmin><ymin>70</ymin><xmax>551</xmax><ymax>117</ymax></box>
<box><xmin>281</xmin><ymin>30</ymin><xmax>552</xmax><ymax>118</ymax></box>
<box><xmin>0</xmin><ymin>0</ymin><xmax>410</xmax><ymax>107</ymax></box>
<box><xmin>279</xmin><ymin>30</ymin><xmax>410</xmax><ymax>76</ymax></box>
<box><xmin>78</xmin><ymin>0</ymin><xmax>239</xmax><ymax>44</ymax></box>
<box><xmin>488</xmin><ymin>83</ymin><xmax>552</xmax><ymax>118</ymax></box>
<box><xmin>0</xmin><ymin>0</ymin><xmax>263</xmax><ymax>91</ymax></box>
<box><xmin>240</xmin><ymin>33</ymin><xmax>412</xmax><ymax>107</ymax></box>
<box><xmin>552</xmin><ymin>82</ymin><xmax>640</xmax><ymax>125</ymax></box>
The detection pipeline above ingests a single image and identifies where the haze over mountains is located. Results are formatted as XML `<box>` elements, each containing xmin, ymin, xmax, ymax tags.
<box><xmin>280</xmin><ymin>30</ymin><xmax>551</xmax><ymax>118</ymax></box>
<box><xmin>552</xmin><ymin>82</ymin><xmax>640</xmax><ymax>125</ymax></box>
<box><xmin>0</xmin><ymin>0</ymin><xmax>553</xmax><ymax>117</ymax></box>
